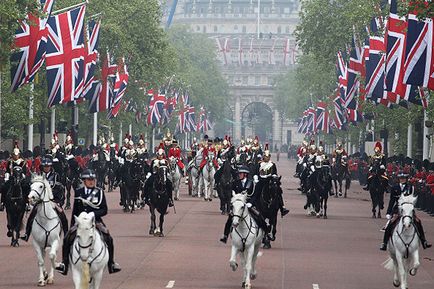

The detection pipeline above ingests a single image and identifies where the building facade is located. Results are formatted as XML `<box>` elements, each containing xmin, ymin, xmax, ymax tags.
<box><xmin>168</xmin><ymin>0</ymin><xmax>304</xmax><ymax>148</ymax></box>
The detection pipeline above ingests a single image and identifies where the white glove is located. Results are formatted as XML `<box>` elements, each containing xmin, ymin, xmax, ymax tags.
<box><xmin>246</xmin><ymin>202</ymin><xmax>252</xmax><ymax>208</ymax></box>
<box><xmin>4</xmin><ymin>172</ymin><xmax>10</xmax><ymax>181</ymax></box>
<box><xmin>386</xmin><ymin>214</ymin><xmax>391</xmax><ymax>220</ymax></box>
<box><xmin>146</xmin><ymin>172</ymin><xmax>152</xmax><ymax>179</ymax></box>
<box><xmin>303</xmin><ymin>163</ymin><xmax>307</xmax><ymax>168</ymax></box>
<box><xmin>253</xmin><ymin>175</ymin><xmax>259</xmax><ymax>183</ymax></box>
<box><xmin>380</xmin><ymin>165</ymin><xmax>385</xmax><ymax>170</ymax></box>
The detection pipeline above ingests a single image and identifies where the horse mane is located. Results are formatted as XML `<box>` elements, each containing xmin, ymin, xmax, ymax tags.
<box><xmin>231</xmin><ymin>192</ymin><xmax>247</xmax><ymax>204</ymax></box>
<box><xmin>399</xmin><ymin>194</ymin><xmax>417</xmax><ymax>206</ymax></box>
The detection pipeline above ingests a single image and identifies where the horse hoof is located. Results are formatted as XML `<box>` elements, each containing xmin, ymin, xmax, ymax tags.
<box><xmin>174</xmin><ymin>197</ymin><xmax>179</xmax><ymax>201</ymax></box>
<box><xmin>372</xmin><ymin>214</ymin><xmax>376</xmax><ymax>219</ymax></box>
<box><xmin>149</xmin><ymin>230</ymin><xmax>154</xmax><ymax>235</ymax></box>
<box><xmin>7</xmin><ymin>231</ymin><xmax>12</xmax><ymax>238</ymax></box>
<box><xmin>208</xmin><ymin>198</ymin><xmax>212</xmax><ymax>202</ymax></box>
<box><xmin>46</xmin><ymin>278</ymin><xmax>54</xmax><ymax>285</ymax></box>
<box><xmin>324</xmin><ymin>215</ymin><xmax>328</xmax><ymax>219</ymax></box>
<box><xmin>303</xmin><ymin>205</ymin><xmax>308</xmax><ymax>210</ymax></box>
<box><xmin>393</xmin><ymin>280</ymin><xmax>400</xmax><ymax>287</ymax></box>
<box><xmin>244</xmin><ymin>284</ymin><xmax>252</xmax><ymax>289</ymax></box>
<box><xmin>409</xmin><ymin>268</ymin><xmax>417</xmax><ymax>276</ymax></box>
<box><xmin>221</xmin><ymin>211</ymin><xmax>226</xmax><ymax>215</ymax></box>
<box><xmin>230</xmin><ymin>261</ymin><xmax>238</xmax><ymax>271</ymax></box>
<box><xmin>250</xmin><ymin>273</ymin><xmax>257</xmax><ymax>280</ymax></box>
<box><xmin>270</xmin><ymin>236</ymin><xmax>276</xmax><ymax>241</ymax></box>
<box><xmin>159</xmin><ymin>232</ymin><xmax>165</xmax><ymax>237</ymax></box>
<box><xmin>242</xmin><ymin>282</ymin><xmax>245</xmax><ymax>288</ymax></box>
<box><xmin>37</xmin><ymin>280</ymin><xmax>46</xmax><ymax>287</ymax></box>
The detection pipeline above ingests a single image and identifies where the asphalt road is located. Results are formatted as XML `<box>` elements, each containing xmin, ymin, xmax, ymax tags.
<box><xmin>0</xmin><ymin>158</ymin><xmax>433</xmax><ymax>289</ymax></box>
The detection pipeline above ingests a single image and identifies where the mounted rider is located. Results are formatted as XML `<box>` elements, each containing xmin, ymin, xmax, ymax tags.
<box><xmin>253</xmin><ymin>144</ymin><xmax>289</xmax><ymax>218</ymax></box>
<box><xmin>55</xmin><ymin>169</ymin><xmax>121</xmax><ymax>275</ymax></box>
<box><xmin>124</xmin><ymin>139</ymin><xmax>137</xmax><ymax>163</ymax></box>
<box><xmin>168</xmin><ymin>139</ymin><xmax>185</xmax><ymax>177</ymax></box>
<box><xmin>144</xmin><ymin>145</ymin><xmax>174</xmax><ymax>207</ymax></box>
<box><xmin>21</xmin><ymin>155</ymin><xmax>69</xmax><ymax>241</ymax></box>
<box><xmin>363</xmin><ymin>141</ymin><xmax>387</xmax><ymax>191</ymax></box>
<box><xmin>331</xmin><ymin>142</ymin><xmax>347</xmax><ymax>165</ymax></box>
<box><xmin>1</xmin><ymin>143</ymin><xmax>28</xmax><ymax>210</ymax></box>
<box><xmin>298</xmin><ymin>141</ymin><xmax>317</xmax><ymax>191</ymax></box>
<box><xmin>118</xmin><ymin>134</ymin><xmax>130</xmax><ymax>165</ymax></box>
<box><xmin>219</xmin><ymin>165</ymin><xmax>270</xmax><ymax>244</ymax></box>
<box><xmin>136</xmin><ymin>134</ymin><xmax>148</xmax><ymax>156</ymax></box>
<box><xmin>162</xmin><ymin>129</ymin><xmax>173</xmax><ymax>156</ymax></box>
<box><xmin>214</xmin><ymin>136</ymin><xmax>237</xmax><ymax>190</ymax></box>
<box><xmin>249</xmin><ymin>136</ymin><xmax>263</xmax><ymax>163</ymax></box>
<box><xmin>379</xmin><ymin>171</ymin><xmax>431</xmax><ymax>251</ymax></box>
<box><xmin>199</xmin><ymin>137</ymin><xmax>219</xmax><ymax>172</ymax></box>
<box><xmin>64</xmin><ymin>132</ymin><xmax>74</xmax><ymax>158</ymax></box>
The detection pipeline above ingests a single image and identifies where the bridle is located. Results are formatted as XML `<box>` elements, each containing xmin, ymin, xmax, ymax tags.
<box><xmin>232</xmin><ymin>198</ymin><xmax>259</xmax><ymax>252</ymax></box>
<box><xmin>395</xmin><ymin>202</ymin><xmax>417</xmax><ymax>259</ymax></box>
<box><xmin>73</xmin><ymin>225</ymin><xmax>107</xmax><ymax>265</ymax></box>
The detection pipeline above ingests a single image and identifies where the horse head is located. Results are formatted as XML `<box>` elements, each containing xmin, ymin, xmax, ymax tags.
<box><xmin>231</xmin><ymin>192</ymin><xmax>248</xmax><ymax>228</ymax></box>
<box><xmin>169</xmin><ymin>157</ymin><xmax>178</xmax><ymax>172</ymax></box>
<box><xmin>12</xmin><ymin>166</ymin><xmax>24</xmax><ymax>186</ymax></box>
<box><xmin>156</xmin><ymin>165</ymin><xmax>168</xmax><ymax>187</ymax></box>
<box><xmin>398</xmin><ymin>194</ymin><xmax>417</xmax><ymax>230</ymax></box>
<box><xmin>28</xmin><ymin>176</ymin><xmax>53</xmax><ymax>205</ymax></box>
<box><xmin>75</xmin><ymin>212</ymin><xmax>96</xmax><ymax>262</ymax></box>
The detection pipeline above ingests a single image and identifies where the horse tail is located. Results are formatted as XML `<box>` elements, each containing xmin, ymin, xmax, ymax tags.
<box><xmin>80</xmin><ymin>262</ymin><xmax>90</xmax><ymax>289</ymax></box>
<box><xmin>382</xmin><ymin>257</ymin><xmax>394</xmax><ymax>271</ymax></box>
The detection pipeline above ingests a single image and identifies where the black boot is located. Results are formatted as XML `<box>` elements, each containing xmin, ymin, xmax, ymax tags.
<box><xmin>219</xmin><ymin>235</ymin><xmax>228</xmax><ymax>244</ymax></box>
<box><xmin>21</xmin><ymin>206</ymin><xmax>38</xmax><ymax>241</ymax></box>
<box><xmin>363</xmin><ymin>178</ymin><xmax>371</xmax><ymax>191</ymax></box>
<box><xmin>56</xmin><ymin>207</ymin><xmax>69</xmax><ymax>236</ymax></box>
<box><xmin>56</xmin><ymin>228</ymin><xmax>77</xmax><ymax>275</ymax></box>
<box><xmin>380</xmin><ymin>219</ymin><xmax>396</xmax><ymax>251</ymax></box>
<box><xmin>220</xmin><ymin>216</ymin><xmax>232</xmax><ymax>243</ymax></box>
<box><xmin>278</xmin><ymin>194</ymin><xmax>289</xmax><ymax>217</ymax></box>
<box><xmin>103</xmin><ymin>231</ymin><xmax>121</xmax><ymax>274</ymax></box>
<box><xmin>414</xmin><ymin>218</ymin><xmax>432</xmax><ymax>249</ymax></box>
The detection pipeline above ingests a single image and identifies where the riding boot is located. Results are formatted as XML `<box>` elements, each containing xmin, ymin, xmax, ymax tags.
<box><xmin>102</xmin><ymin>231</ymin><xmax>121</xmax><ymax>274</ymax></box>
<box><xmin>220</xmin><ymin>215</ymin><xmax>233</xmax><ymax>244</ymax></box>
<box><xmin>380</xmin><ymin>217</ymin><xmax>399</xmax><ymax>250</ymax></box>
<box><xmin>55</xmin><ymin>206</ymin><xmax>69</xmax><ymax>236</ymax></box>
<box><xmin>21</xmin><ymin>206</ymin><xmax>38</xmax><ymax>241</ymax></box>
<box><xmin>248</xmin><ymin>207</ymin><xmax>270</xmax><ymax>237</ymax></box>
<box><xmin>277</xmin><ymin>193</ymin><xmax>289</xmax><ymax>217</ymax></box>
<box><xmin>168</xmin><ymin>190</ymin><xmax>174</xmax><ymax>208</ymax></box>
<box><xmin>55</xmin><ymin>227</ymin><xmax>77</xmax><ymax>275</ymax></box>
<box><xmin>414</xmin><ymin>216</ymin><xmax>432</xmax><ymax>249</ymax></box>
<box><xmin>363</xmin><ymin>177</ymin><xmax>371</xmax><ymax>191</ymax></box>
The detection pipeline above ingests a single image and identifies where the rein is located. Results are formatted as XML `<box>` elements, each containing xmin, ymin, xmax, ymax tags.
<box><xmin>72</xmin><ymin>228</ymin><xmax>107</xmax><ymax>266</ymax></box>
<box><xmin>395</xmin><ymin>212</ymin><xmax>417</xmax><ymax>259</ymax></box>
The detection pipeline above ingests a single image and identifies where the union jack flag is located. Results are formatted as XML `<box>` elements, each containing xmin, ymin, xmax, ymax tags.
<box><xmin>108</xmin><ymin>59</ymin><xmax>128</xmax><ymax>119</ymax></box>
<box><xmin>146</xmin><ymin>90</ymin><xmax>166</xmax><ymax>126</ymax></box>
<box><xmin>46</xmin><ymin>5</ymin><xmax>86</xmax><ymax>107</ymax></box>
<box><xmin>163</xmin><ymin>94</ymin><xmax>177</xmax><ymax>124</ymax></box>
<box><xmin>88</xmin><ymin>52</ymin><xmax>117</xmax><ymax>113</ymax></box>
<box><xmin>83</xmin><ymin>19</ymin><xmax>101</xmax><ymax>99</ymax></box>
<box><xmin>347</xmin><ymin>108</ymin><xmax>364</xmax><ymax>124</ymax></box>
<box><xmin>177</xmin><ymin>102</ymin><xmax>189</xmax><ymax>133</ymax></box>
<box><xmin>315</xmin><ymin>102</ymin><xmax>330</xmax><ymax>134</ymax></box>
<box><xmin>403</xmin><ymin>9</ymin><xmax>434</xmax><ymax>90</ymax></box>
<box><xmin>333</xmin><ymin>96</ymin><xmax>346</xmax><ymax>130</ymax></box>
<box><xmin>11</xmin><ymin>0</ymin><xmax>55</xmax><ymax>92</ymax></box>
<box><xmin>336</xmin><ymin>51</ymin><xmax>347</xmax><ymax>102</ymax></box>
<box><xmin>305</xmin><ymin>107</ymin><xmax>316</xmax><ymax>135</ymax></box>
<box><xmin>345</xmin><ymin>36</ymin><xmax>361</xmax><ymax>110</ymax></box>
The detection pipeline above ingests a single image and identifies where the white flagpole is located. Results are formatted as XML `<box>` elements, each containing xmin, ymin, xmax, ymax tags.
<box><xmin>28</xmin><ymin>84</ymin><xmax>34</xmax><ymax>150</ymax></box>
<box><xmin>52</xmin><ymin>0</ymin><xmax>87</xmax><ymax>15</ymax></box>
<box><xmin>50</xmin><ymin>108</ymin><xmax>56</xmax><ymax>137</ymax></box>
<box><xmin>93</xmin><ymin>113</ymin><xmax>98</xmax><ymax>145</ymax></box>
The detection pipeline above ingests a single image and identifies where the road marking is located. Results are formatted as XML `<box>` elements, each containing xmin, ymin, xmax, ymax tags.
<box><xmin>258</xmin><ymin>251</ymin><xmax>263</xmax><ymax>257</ymax></box>
<box><xmin>312</xmin><ymin>284</ymin><xmax>320</xmax><ymax>289</ymax></box>
<box><xmin>166</xmin><ymin>280</ymin><xmax>175</xmax><ymax>288</ymax></box>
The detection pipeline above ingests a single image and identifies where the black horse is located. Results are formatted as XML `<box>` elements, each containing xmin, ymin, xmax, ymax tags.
<box><xmin>257</xmin><ymin>176</ymin><xmax>281</xmax><ymax>249</ymax></box>
<box><xmin>217</xmin><ymin>147</ymin><xmax>236</xmax><ymax>215</ymax></box>
<box><xmin>311</xmin><ymin>165</ymin><xmax>333</xmax><ymax>219</ymax></box>
<box><xmin>368</xmin><ymin>163</ymin><xmax>388</xmax><ymax>218</ymax></box>
<box><xmin>91</xmin><ymin>148</ymin><xmax>107</xmax><ymax>190</ymax></box>
<box><xmin>331</xmin><ymin>154</ymin><xmax>351</xmax><ymax>198</ymax></box>
<box><xmin>3</xmin><ymin>167</ymin><xmax>29</xmax><ymax>247</ymax></box>
<box><xmin>148</xmin><ymin>166</ymin><xmax>171</xmax><ymax>237</ymax></box>
<box><xmin>107</xmin><ymin>148</ymin><xmax>119</xmax><ymax>192</ymax></box>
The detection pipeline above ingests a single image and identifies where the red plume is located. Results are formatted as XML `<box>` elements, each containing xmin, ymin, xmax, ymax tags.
<box><xmin>375</xmin><ymin>141</ymin><xmax>382</xmax><ymax>152</ymax></box>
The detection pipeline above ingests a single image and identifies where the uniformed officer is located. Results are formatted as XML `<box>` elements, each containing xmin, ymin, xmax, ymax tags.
<box><xmin>55</xmin><ymin>169</ymin><xmax>121</xmax><ymax>275</ymax></box>
<box><xmin>21</xmin><ymin>155</ymin><xmax>69</xmax><ymax>241</ymax></box>
<box><xmin>379</xmin><ymin>172</ymin><xmax>431</xmax><ymax>251</ymax></box>
<box><xmin>363</xmin><ymin>141</ymin><xmax>387</xmax><ymax>191</ymax></box>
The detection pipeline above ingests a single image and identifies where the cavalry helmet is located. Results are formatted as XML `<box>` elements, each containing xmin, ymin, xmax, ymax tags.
<box><xmin>81</xmin><ymin>169</ymin><xmax>96</xmax><ymax>179</ymax></box>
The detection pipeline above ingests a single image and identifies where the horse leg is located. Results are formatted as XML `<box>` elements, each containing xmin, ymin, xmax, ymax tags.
<box><xmin>243</xmin><ymin>246</ymin><xmax>255</xmax><ymax>289</ymax></box>
<box><xmin>229</xmin><ymin>245</ymin><xmax>238</xmax><ymax>272</ymax></box>
<box><xmin>65</xmin><ymin>185</ymin><xmax>71</xmax><ymax>209</ymax></box>
<box><xmin>149</xmin><ymin>208</ymin><xmax>156</xmax><ymax>235</ymax></box>
<box><xmin>47</xmin><ymin>239</ymin><xmax>59</xmax><ymax>284</ymax></box>
<box><xmin>333</xmin><ymin>180</ymin><xmax>338</xmax><ymax>198</ymax></box>
<box><xmin>323</xmin><ymin>196</ymin><xmax>328</xmax><ymax>219</ymax></box>
<box><xmin>338</xmin><ymin>179</ymin><xmax>343</xmax><ymax>197</ymax></box>
<box><xmin>395</xmin><ymin>253</ymin><xmax>407</xmax><ymax>289</ymax></box>
<box><xmin>391</xmin><ymin>256</ymin><xmax>400</xmax><ymax>287</ymax></box>
<box><xmin>33</xmin><ymin>242</ymin><xmax>47</xmax><ymax>286</ymax></box>
<box><xmin>409</xmin><ymin>249</ymin><xmax>420</xmax><ymax>276</ymax></box>
<box><xmin>272</xmin><ymin>216</ymin><xmax>277</xmax><ymax>241</ymax></box>
<box><xmin>158</xmin><ymin>212</ymin><xmax>165</xmax><ymax>237</ymax></box>
<box><xmin>92</xmin><ymin>268</ymin><xmax>104</xmax><ymax>289</ymax></box>
<box><xmin>250</xmin><ymin>242</ymin><xmax>261</xmax><ymax>281</ymax></box>
<box><xmin>240</xmin><ymin>250</ymin><xmax>247</xmax><ymax>287</ymax></box>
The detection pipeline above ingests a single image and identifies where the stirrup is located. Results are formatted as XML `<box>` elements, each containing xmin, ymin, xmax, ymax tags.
<box><xmin>108</xmin><ymin>262</ymin><xmax>121</xmax><ymax>274</ymax></box>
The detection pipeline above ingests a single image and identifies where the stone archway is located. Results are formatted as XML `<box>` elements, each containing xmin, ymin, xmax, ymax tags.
<box><xmin>241</xmin><ymin>102</ymin><xmax>273</xmax><ymax>143</ymax></box>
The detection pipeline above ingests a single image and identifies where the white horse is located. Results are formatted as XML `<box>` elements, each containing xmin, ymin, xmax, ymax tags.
<box><xmin>229</xmin><ymin>192</ymin><xmax>264</xmax><ymax>289</ymax></box>
<box><xmin>188</xmin><ymin>154</ymin><xmax>202</xmax><ymax>197</ymax></box>
<box><xmin>70</xmin><ymin>212</ymin><xmax>109</xmax><ymax>289</ymax></box>
<box><xmin>384</xmin><ymin>194</ymin><xmax>420</xmax><ymax>289</ymax></box>
<box><xmin>28</xmin><ymin>176</ymin><xmax>62</xmax><ymax>286</ymax></box>
<box><xmin>199</xmin><ymin>153</ymin><xmax>216</xmax><ymax>201</ymax></box>
<box><xmin>168</xmin><ymin>157</ymin><xmax>182</xmax><ymax>200</ymax></box>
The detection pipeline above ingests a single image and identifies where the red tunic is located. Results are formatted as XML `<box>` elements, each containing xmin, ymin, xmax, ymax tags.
<box><xmin>426</xmin><ymin>173</ymin><xmax>434</xmax><ymax>195</ymax></box>
<box><xmin>168</xmin><ymin>147</ymin><xmax>184</xmax><ymax>170</ymax></box>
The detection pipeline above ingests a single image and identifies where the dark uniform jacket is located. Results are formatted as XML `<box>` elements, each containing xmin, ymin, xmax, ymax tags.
<box><xmin>387</xmin><ymin>183</ymin><xmax>413</xmax><ymax>215</ymax></box>
<box><xmin>42</xmin><ymin>170</ymin><xmax>65</xmax><ymax>206</ymax></box>
<box><xmin>71</xmin><ymin>186</ymin><xmax>107</xmax><ymax>227</ymax></box>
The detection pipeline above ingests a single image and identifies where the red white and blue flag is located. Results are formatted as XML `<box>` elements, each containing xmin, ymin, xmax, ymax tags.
<box><xmin>146</xmin><ymin>90</ymin><xmax>166</xmax><ymax>126</ymax></box>
<box><xmin>11</xmin><ymin>0</ymin><xmax>55</xmax><ymax>92</ymax></box>
<box><xmin>403</xmin><ymin>8</ymin><xmax>434</xmax><ymax>90</ymax></box>
<box><xmin>336</xmin><ymin>51</ymin><xmax>347</xmax><ymax>102</ymax></box>
<box><xmin>315</xmin><ymin>102</ymin><xmax>330</xmax><ymax>134</ymax></box>
<box><xmin>108</xmin><ymin>59</ymin><xmax>129</xmax><ymax>119</ymax></box>
<box><xmin>46</xmin><ymin>4</ymin><xmax>86</xmax><ymax>107</ymax></box>
<box><xmin>83</xmin><ymin>19</ymin><xmax>101</xmax><ymax>99</ymax></box>
<box><xmin>345</xmin><ymin>36</ymin><xmax>362</xmax><ymax>109</ymax></box>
